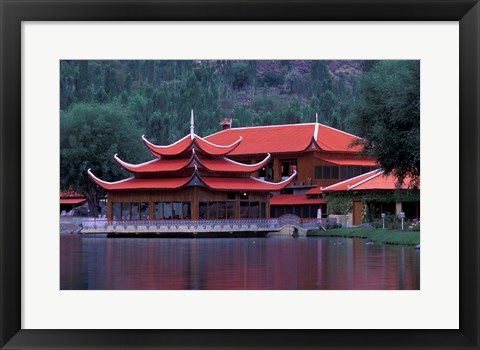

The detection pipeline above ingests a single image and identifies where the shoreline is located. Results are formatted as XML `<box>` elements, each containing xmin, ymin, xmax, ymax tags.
<box><xmin>307</xmin><ymin>227</ymin><xmax>420</xmax><ymax>246</ymax></box>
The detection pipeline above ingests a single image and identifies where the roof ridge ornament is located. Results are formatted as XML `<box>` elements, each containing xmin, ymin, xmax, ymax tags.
<box><xmin>314</xmin><ymin>113</ymin><xmax>319</xmax><ymax>141</ymax></box>
<box><xmin>190</xmin><ymin>109</ymin><xmax>195</xmax><ymax>139</ymax></box>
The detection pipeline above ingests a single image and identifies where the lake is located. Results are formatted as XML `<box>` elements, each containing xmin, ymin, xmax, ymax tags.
<box><xmin>60</xmin><ymin>234</ymin><xmax>420</xmax><ymax>290</ymax></box>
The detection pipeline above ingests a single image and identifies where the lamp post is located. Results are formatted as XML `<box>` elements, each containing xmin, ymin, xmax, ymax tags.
<box><xmin>381</xmin><ymin>213</ymin><xmax>385</xmax><ymax>229</ymax></box>
<box><xmin>399</xmin><ymin>212</ymin><xmax>405</xmax><ymax>230</ymax></box>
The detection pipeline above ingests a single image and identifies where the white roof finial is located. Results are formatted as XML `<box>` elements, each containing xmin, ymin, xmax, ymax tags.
<box><xmin>190</xmin><ymin>109</ymin><xmax>195</xmax><ymax>139</ymax></box>
<box><xmin>315</xmin><ymin>112</ymin><xmax>318</xmax><ymax>124</ymax></box>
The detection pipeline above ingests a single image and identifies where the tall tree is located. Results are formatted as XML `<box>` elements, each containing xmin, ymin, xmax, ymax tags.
<box><xmin>60</xmin><ymin>102</ymin><xmax>146</xmax><ymax>217</ymax></box>
<box><xmin>352</xmin><ymin>60</ymin><xmax>420</xmax><ymax>186</ymax></box>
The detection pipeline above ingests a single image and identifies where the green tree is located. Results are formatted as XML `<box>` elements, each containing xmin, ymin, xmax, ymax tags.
<box><xmin>60</xmin><ymin>102</ymin><xmax>146</xmax><ymax>217</ymax></box>
<box><xmin>352</xmin><ymin>60</ymin><xmax>420</xmax><ymax>186</ymax></box>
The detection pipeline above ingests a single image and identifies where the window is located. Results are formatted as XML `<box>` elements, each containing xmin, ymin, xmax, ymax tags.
<box><xmin>182</xmin><ymin>202</ymin><xmax>191</xmax><ymax>219</ymax></box>
<box><xmin>208</xmin><ymin>202</ymin><xmax>218</xmax><ymax>219</ymax></box>
<box><xmin>353</xmin><ymin>166</ymin><xmax>361</xmax><ymax>177</ymax></box>
<box><xmin>199</xmin><ymin>202</ymin><xmax>207</xmax><ymax>219</ymax></box>
<box><xmin>240</xmin><ymin>192</ymin><xmax>249</xmax><ymax>200</ymax></box>
<box><xmin>140</xmin><ymin>202</ymin><xmax>149</xmax><ymax>219</ymax></box>
<box><xmin>240</xmin><ymin>202</ymin><xmax>249</xmax><ymax>219</ymax></box>
<box><xmin>218</xmin><ymin>202</ymin><xmax>226</xmax><ymax>219</ymax></box>
<box><xmin>323</xmin><ymin>166</ymin><xmax>331</xmax><ymax>179</ymax></box>
<box><xmin>361</xmin><ymin>166</ymin><xmax>371</xmax><ymax>174</ymax></box>
<box><xmin>331</xmin><ymin>166</ymin><xmax>339</xmax><ymax>179</ymax></box>
<box><xmin>164</xmin><ymin>202</ymin><xmax>172</xmax><ymax>219</ymax></box>
<box><xmin>226</xmin><ymin>201</ymin><xmax>235</xmax><ymax>219</ymax></box>
<box><xmin>121</xmin><ymin>203</ymin><xmax>129</xmax><ymax>220</ymax></box>
<box><xmin>250</xmin><ymin>202</ymin><xmax>259</xmax><ymax>218</ymax></box>
<box><xmin>154</xmin><ymin>202</ymin><xmax>163</xmax><ymax>219</ymax></box>
<box><xmin>172</xmin><ymin>202</ymin><xmax>182</xmax><ymax>219</ymax></box>
<box><xmin>315</xmin><ymin>166</ymin><xmax>322</xmax><ymax>179</ymax></box>
<box><xmin>261</xmin><ymin>202</ymin><xmax>266</xmax><ymax>218</ymax></box>
<box><xmin>112</xmin><ymin>202</ymin><xmax>120</xmax><ymax>220</ymax></box>
<box><xmin>340</xmin><ymin>166</ymin><xmax>348</xmax><ymax>179</ymax></box>
<box><xmin>131</xmin><ymin>203</ymin><xmax>139</xmax><ymax>220</ymax></box>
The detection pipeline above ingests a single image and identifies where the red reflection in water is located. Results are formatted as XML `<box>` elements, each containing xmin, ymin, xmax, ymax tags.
<box><xmin>60</xmin><ymin>235</ymin><xmax>420</xmax><ymax>290</ymax></box>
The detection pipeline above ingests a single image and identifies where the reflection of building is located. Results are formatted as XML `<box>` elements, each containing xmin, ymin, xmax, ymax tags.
<box><xmin>322</xmin><ymin>169</ymin><xmax>420</xmax><ymax>225</ymax></box>
<box><xmin>88</xmin><ymin>113</ymin><xmax>379</xmax><ymax>222</ymax></box>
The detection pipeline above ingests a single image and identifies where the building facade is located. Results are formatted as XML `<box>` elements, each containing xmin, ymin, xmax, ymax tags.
<box><xmin>88</xmin><ymin>114</ymin><xmax>379</xmax><ymax>222</ymax></box>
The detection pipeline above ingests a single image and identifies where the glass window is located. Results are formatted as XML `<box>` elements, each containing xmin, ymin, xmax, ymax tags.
<box><xmin>154</xmin><ymin>202</ymin><xmax>163</xmax><ymax>219</ymax></box>
<box><xmin>131</xmin><ymin>203</ymin><xmax>139</xmax><ymax>220</ymax></box>
<box><xmin>173</xmin><ymin>202</ymin><xmax>182</xmax><ymax>219</ymax></box>
<box><xmin>323</xmin><ymin>166</ymin><xmax>331</xmax><ymax>179</ymax></box>
<box><xmin>112</xmin><ymin>202</ymin><xmax>120</xmax><ymax>220</ymax></box>
<box><xmin>361</xmin><ymin>166</ymin><xmax>371</xmax><ymax>174</ymax></box>
<box><xmin>226</xmin><ymin>201</ymin><xmax>235</xmax><ymax>219</ymax></box>
<box><xmin>240</xmin><ymin>201</ymin><xmax>249</xmax><ymax>219</ymax></box>
<box><xmin>218</xmin><ymin>201</ymin><xmax>226</xmax><ymax>219</ymax></box>
<box><xmin>340</xmin><ymin>166</ymin><xmax>348</xmax><ymax>179</ymax></box>
<box><xmin>121</xmin><ymin>203</ymin><xmax>129</xmax><ymax>220</ymax></box>
<box><xmin>182</xmin><ymin>202</ymin><xmax>191</xmax><ymax>219</ymax></box>
<box><xmin>208</xmin><ymin>202</ymin><xmax>218</xmax><ymax>219</ymax></box>
<box><xmin>348</xmin><ymin>166</ymin><xmax>354</xmax><ymax>178</ymax></box>
<box><xmin>140</xmin><ymin>202</ymin><xmax>149</xmax><ymax>219</ymax></box>
<box><xmin>250</xmin><ymin>202</ymin><xmax>259</xmax><ymax>218</ymax></box>
<box><xmin>285</xmin><ymin>206</ymin><xmax>293</xmax><ymax>215</ymax></box>
<box><xmin>331</xmin><ymin>166</ymin><xmax>339</xmax><ymax>179</ymax></box>
<box><xmin>164</xmin><ymin>202</ymin><xmax>172</xmax><ymax>219</ymax></box>
<box><xmin>294</xmin><ymin>205</ymin><xmax>302</xmax><ymax>217</ymax></box>
<box><xmin>353</xmin><ymin>166</ymin><xmax>361</xmax><ymax>177</ymax></box>
<box><xmin>301</xmin><ymin>205</ymin><xmax>310</xmax><ymax>218</ymax></box>
<box><xmin>199</xmin><ymin>202</ymin><xmax>207</xmax><ymax>219</ymax></box>
<box><xmin>227</xmin><ymin>192</ymin><xmax>236</xmax><ymax>200</ymax></box>
<box><xmin>310</xmin><ymin>205</ymin><xmax>318</xmax><ymax>218</ymax></box>
<box><xmin>315</xmin><ymin>166</ymin><xmax>322</xmax><ymax>179</ymax></box>
<box><xmin>261</xmin><ymin>202</ymin><xmax>266</xmax><ymax>218</ymax></box>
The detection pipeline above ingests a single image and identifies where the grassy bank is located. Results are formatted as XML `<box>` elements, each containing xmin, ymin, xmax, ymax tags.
<box><xmin>307</xmin><ymin>227</ymin><xmax>420</xmax><ymax>246</ymax></box>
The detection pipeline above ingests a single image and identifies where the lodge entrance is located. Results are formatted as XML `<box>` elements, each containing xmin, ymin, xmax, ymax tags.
<box><xmin>352</xmin><ymin>200</ymin><xmax>363</xmax><ymax>225</ymax></box>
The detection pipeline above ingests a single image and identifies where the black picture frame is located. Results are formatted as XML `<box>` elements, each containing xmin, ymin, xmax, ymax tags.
<box><xmin>1</xmin><ymin>1</ymin><xmax>478</xmax><ymax>349</ymax></box>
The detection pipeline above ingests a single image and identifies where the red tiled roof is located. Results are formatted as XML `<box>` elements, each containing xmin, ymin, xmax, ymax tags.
<box><xmin>60</xmin><ymin>190</ymin><xmax>83</xmax><ymax>198</ymax></box>
<box><xmin>60</xmin><ymin>198</ymin><xmax>86</xmax><ymax>205</ymax></box>
<box><xmin>115</xmin><ymin>153</ymin><xmax>271</xmax><ymax>174</ymax></box>
<box><xmin>205</xmin><ymin>123</ymin><xmax>363</xmax><ymax>155</ymax></box>
<box><xmin>88</xmin><ymin>169</ymin><xmax>191</xmax><ymax>190</ymax></box>
<box><xmin>322</xmin><ymin>169</ymin><xmax>419</xmax><ymax>191</ymax></box>
<box><xmin>352</xmin><ymin>173</ymin><xmax>418</xmax><ymax>191</ymax></box>
<box><xmin>305</xmin><ymin>187</ymin><xmax>322</xmax><ymax>195</ymax></box>
<box><xmin>321</xmin><ymin>170</ymin><xmax>382</xmax><ymax>191</ymax></box>
<box><xmin>270</xmin><ymin>194</ymin><xmax>326</xmax><ymax>205</ymax></box>
<box><xmin>317</xmin><ymin>158</ymin><xmax>378</xmax><ymax>166</ymax></box>
<box><xmin>88</xmin><ymin>168</ymin><xmax>296</xmax><ymax>192</ymax></box>
<box><xmin>115</xmin><ymin>154</ymin><xmax>193</xmax><ymax>173</ymax></box>
<box><xmin>202</xmin><ymin>172</ymin><xmax>295</xmax><ymax>191</ymax></box>
<box><xmin>142</xmin><ymin>134</ymin><xmax>242</xmax><ymax>157</ymax></box>
<box><xmin>198</xmin><ymin>154</ymin><xmax>270</xmax><ymax>173</ymax></box>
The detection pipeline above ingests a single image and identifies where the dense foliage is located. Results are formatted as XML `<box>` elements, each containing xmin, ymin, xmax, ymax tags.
<box><xmin>351</xmin><ymin>61</ymin><xmax>420</xmax><ymax>186</ymax></box>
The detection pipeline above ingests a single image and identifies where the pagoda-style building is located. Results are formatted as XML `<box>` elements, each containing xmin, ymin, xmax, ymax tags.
<box><xmin>88</xmin><ymin>112</ymin><xmax>296</xmax><ymax>222</ymax></box>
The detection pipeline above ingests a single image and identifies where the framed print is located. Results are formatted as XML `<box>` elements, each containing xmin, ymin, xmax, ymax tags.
<box><xmin>1</xmin><ymin>0</ymin><xmax>479</xmax><ymax>349</ymax></box>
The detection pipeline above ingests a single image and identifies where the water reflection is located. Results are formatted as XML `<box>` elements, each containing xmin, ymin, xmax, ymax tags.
<box><xmin>60</xmin><ymin>234</ymin><xmax>420</xmax><ymax>290</ymax></box>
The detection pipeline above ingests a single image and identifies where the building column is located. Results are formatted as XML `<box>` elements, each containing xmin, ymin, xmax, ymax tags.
<box><xmin>396</xmin><ymin>202</ymin><xmax>403</xmax><ymax>215</ymax></box>
<box><xmin>149</xmin><ymin>201</ymin><xmax>154</xmax><ymax>221</ymax></box>
<box><xmin>107</xmin><ymin>199</ymin><xmax>113</xmax><ymax>221</ymax></box>
<box><xmin>273</xmin><ymin>158</ymin><xmax>281</xmax><ymax>182</ymax></box>
<box><xmin>235</xmin><ymin>193</ymin><xmax>240</xmax><ymax>219</ymax></box>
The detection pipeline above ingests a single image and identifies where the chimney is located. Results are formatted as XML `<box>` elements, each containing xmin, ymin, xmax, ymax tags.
<box><xmin>220</xmin><ymin>118</ymin><xmax>232</xmax><ymax>131</ymax></box>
